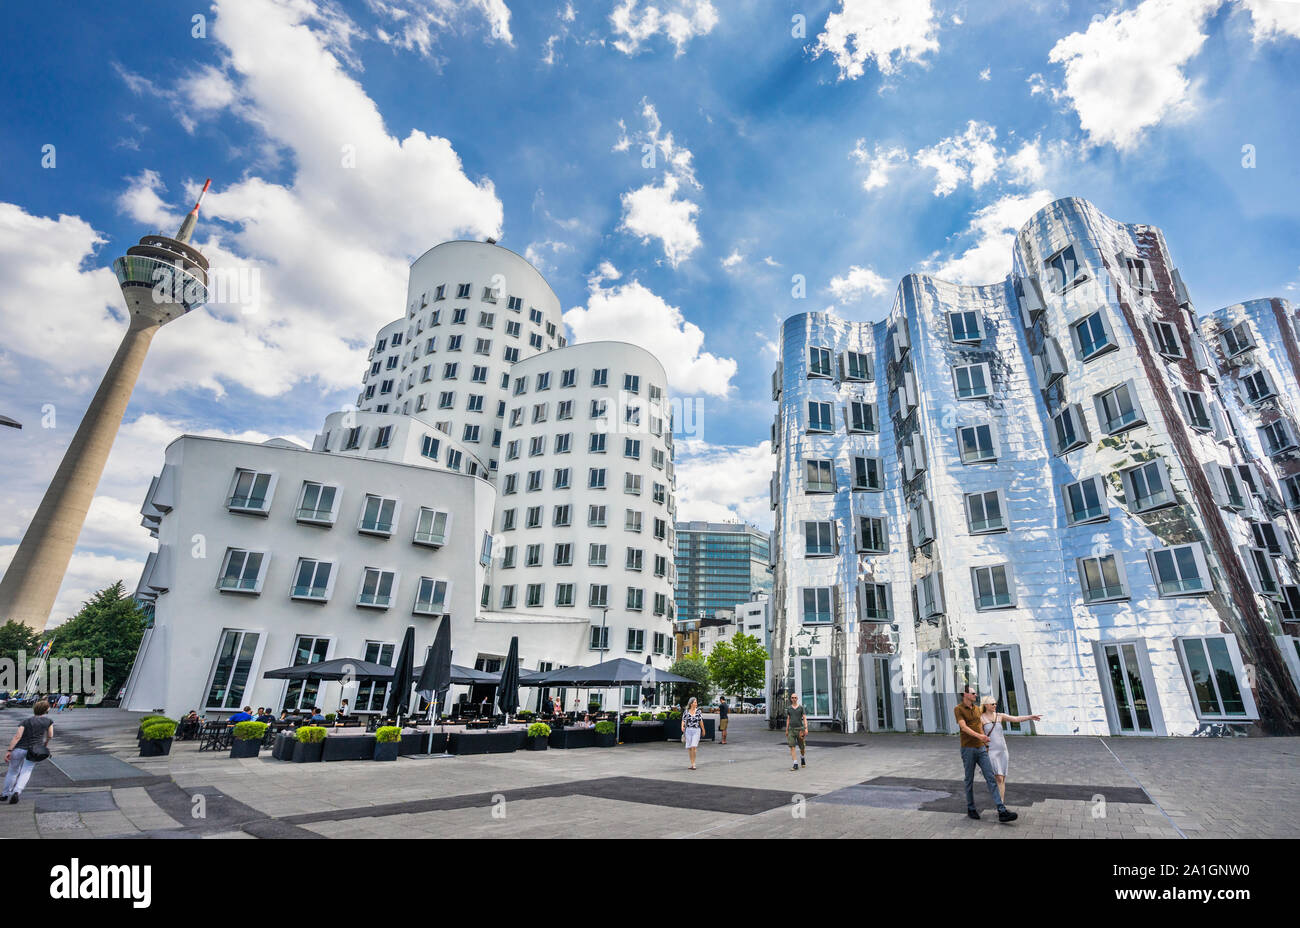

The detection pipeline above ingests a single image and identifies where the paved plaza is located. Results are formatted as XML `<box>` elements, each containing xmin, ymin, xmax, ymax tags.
<box><xmin>2</xmin><ymin>708</ymin><xmax>1297</xmax><ymax>840</ymax></box>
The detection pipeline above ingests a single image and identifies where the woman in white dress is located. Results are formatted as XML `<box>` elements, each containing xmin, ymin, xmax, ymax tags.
<box><xmin>681</xmin><ymin>697</ymin><xmax>704</xmax><ymax>770</ymax></box>
<box><xmin>980</xmin><ymin>697</ymin><xmax>1041</xmax><ymax>803</ymax></box>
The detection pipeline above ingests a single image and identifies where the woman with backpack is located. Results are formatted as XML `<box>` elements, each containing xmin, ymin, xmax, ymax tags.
<box><xmin>2</xmin><ymin>699</ymin><xmax>54</xmax><ymax>805</ymax></box>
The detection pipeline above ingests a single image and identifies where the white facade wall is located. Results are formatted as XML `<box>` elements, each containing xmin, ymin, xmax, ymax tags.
<box><xmin>487</xmin><ymin>341</ymin><xmax>678</xmax><ymax>700</ymax></box>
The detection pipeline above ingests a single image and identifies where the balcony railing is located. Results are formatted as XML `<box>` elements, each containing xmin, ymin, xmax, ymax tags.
<box><xmin>291</xmin><ymin>585</ymin><xmax>329</xmax><ymax>601</ymax></box>
<box><xmin>228</xmin><ymin>495</ymin><xmax>269</xmax><ymax>513</ymax></box>
<box><xmin>358</xmin><ymin>592</ymin><xmax>393</xmax><ymax>608</ymax></box>
<box><xmin>218</xmin><ymin>577</ymin><xmax>258</xmax><ymax>592</ymax></box>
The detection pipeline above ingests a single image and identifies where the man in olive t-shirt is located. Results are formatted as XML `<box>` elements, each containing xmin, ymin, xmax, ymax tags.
<box><xmin>954</xmin><ymin>686</ymin><xmax>1016</xmax><ymax>823</ymax></box>
<box><xmin>786</xmin><ymin>694</ymin><xmax>808</xmax><ymax>770</ymax></box>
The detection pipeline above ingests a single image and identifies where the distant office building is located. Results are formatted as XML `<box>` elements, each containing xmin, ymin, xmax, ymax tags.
<box><xmin>673</xmin><ymin>521</ymin><xmax>771</xmax><ymax>622</ymax></box>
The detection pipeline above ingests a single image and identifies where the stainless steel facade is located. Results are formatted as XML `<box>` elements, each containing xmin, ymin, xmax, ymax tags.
<box><xmin>771</xmin><ymin>197</ymin><xmax>1300</xmax><ymax>736</ymax></box>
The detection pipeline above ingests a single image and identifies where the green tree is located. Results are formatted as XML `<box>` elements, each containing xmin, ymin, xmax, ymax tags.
<box><xmin>668</xmin><ymin>652</ymin><xmax>712</xmax><ymax>707</ymax></box>
<box><xmin>0</xmin><ymin>620</ymin><xmax>41</xmax><ymax>692</ymax></box>
<box><xmin>48</xmin><ymin>581</ymin><xmax>148</xmax><ymax>701</ymax></box>
<box><xmin>706</xmin><ymin>633</ymin><xmax>768</xmax><ymax>702</ymax></box>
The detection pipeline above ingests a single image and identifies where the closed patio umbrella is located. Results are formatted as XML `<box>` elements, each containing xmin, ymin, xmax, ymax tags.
<box><xmin>496</xmin><ymin>636</ymin><xmax>521</xmax><ymax>721</ymax></box>
<box><xmin>416</xmin><ymin>619</ymin><xmax>453</xmax><ymax>754</ymax></box>
<box><xmin>385</xmin><ymin>626</ymin><xmax>416</xmax><ymax>724</ymax></box>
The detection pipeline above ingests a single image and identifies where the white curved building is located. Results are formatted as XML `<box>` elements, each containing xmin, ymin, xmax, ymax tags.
<box><xmin>770</xmin><ymin>198</ymin><xmax>1300</xmax><ymax>736</ymax></box>
<box><xmin>486</xmin><ymin>341</ymin><xmax>679</xmax><ymax>699</ymax></box>
<box><xmin>358</xmin><ymin>241</ymin><xmax>567</xmax><ymax>477</ymax></box>
<box><xmin>126</xmin><ymin>242</ymin><xmax>677</xmax><ymax>719</ymax></box>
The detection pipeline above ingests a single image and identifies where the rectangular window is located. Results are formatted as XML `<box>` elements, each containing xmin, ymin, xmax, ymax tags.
<box><xmin>1073</xmin><ymin>311</ymin><xmax>1115</xmax><ymax>361</ymax></box>
<box><xmin>359</xmin><ymin>495</ymin><xmax>398</xmax><ymax>535</ymax></box>
<box><xmin>948</xmin><ymin>310</ymin><xmax>984</xmax><ymax>343</ymax></box>
<box><xmin>525</xmin><ymin>583</ymin><xmax>544</xmax><ymax>607</ymax></box>
<box><xmin>500</xmin><ymin>585</ymin><xmax>516</xmax><ymax>609</ymax></box>
<box><xmin>228</xmin><ymin>468</ymin><xmax>274</xmax><ymax>513</ymax></box>
<box><xmin>589</xmin><ymin>433</ymin><xmax>607</xmax><ymax>454</ymax></box>
<box><xmin>805</xmin><ymin>459</ymin><xmax>836</xmax><ymax>493</ymax></box>
<box><xmin>804</xmin><ymin>521</ymin><xmax>838</xmax><ymax>557</ymax></box>
<box><xmin>1148</xmin><ymin>543</ymin><xmax>1210</xmax><ymax>596</ymax></box>
<box><xmin>1123</xmin><ymin>460</ymin><xmax>1173</xmax><ymax>512</ymax></box>
<box><xmin>1152</xmin><ymin>320</ymin><xmax>1183</xmax><ymax>358</ymax></box>
<box><xmin>624</xmin><ymin>509</ymin><xmax>643</xmax><ymax>533</ymax></box>
<box><xmin>1046</xmin><ymin>244</ymin><xmax>1084</xmax><ymax>292</ymax></box>
<box><xmin>972</xmin><ymin>565</ymin><xmax>1014</xmax><ymax>610</ymax></box>
<box><xmin>413</xmin><ymin>578</ymin><xmax>449</xmax><ymax>615</ymax></box>
<box><xmin>1260</xmin><ymin>420</ymin><xmax>1297</xmax><ymax>457</ymax></box>
<box><xmin>589</xmin><ymin>468</ymin><xmax>607</xmax><ymax>490</ymax></box>
<box><xmin>555</xmin><ymin>583</ymin><xmax>575</xmax><ymax>607</ymax></box>
<box><xmin>1177</xmin><ymin>636</ymin><xmax>1251</xmax><ymax>719</ymax></box>
<box><xmin>953</xmin><ymin>363</ymin><xmax>991</xmax><ymax>399</ymax></box>
<box><xmin>413</xmin><ymin>508</ymin><xmax>449</xmax><ymax>547</ymax></box>
<box><xmin>857</xmin><ymin>516</ymin><xmax>887</xmax><ymax>553</ymax></box>
<box><xmin>852</xmin><ymin>456</ymin><xmax>882</xmax><ymax>491</ymax></box>
<box><xmin>841</xmin><ymin>350</ymin><xmax>872</xmax><ymax>381</ymax></box>
<box><xmin>624</xmin><ymin>473</ymin><xmax>643</xmax><ymax>495</ymax></box>
<box><xmin>1064</xmin><ymin>476</ymin><xmax>1108</xmax><ymax>524</ymax></box>
<box><xmin>1219</xmin><ymin>322</ymin><xmax>1255</xmax><ymax>358</ymax></box>
<box><xmin>965</xmin><ymin>490</ymin><xmax>1005</xmax><ymax>533</ymax></box>
<box><xmin>1096</xmin><ymin>382</ymin><xmax>1145</xmax><ymax>434</ymax></box>
<box><xmin>957</xmin><ymin>424</ymin><xmax>997</xmax><ymax>463</ymax></box>
<box><xmin>218</xmin><ymin>549</ymin><xmax>264</xmax><ymax>594</ymax></box>
<box><xmin>592</xmin><ymin>368</ymin><xmax>608</xmax><ymax>387</ymax></box>
<box><xmin>291</xmin><ymin>559</ymin><xmax>333</xmax><ymax>600</ymax></box>
<box><xmin>1053</xmin><ymin>403</ymin><xmax>1089</xmax><ymax>454</ymax></box>
<box><xmin>801</xmin><ymin>587</ymin><xmax>833</xmax><ymax>624</ymax></box>
<box><xmin>204</xmin><ymin>630</ymin><xmax>261</xmax><ymax>710</ymax></box>
<box><xmin>358</xmin><ymin>568</ymin><xmax>397</xmax><ymax>608</ymax></box>
<box><xmin>1078</xmin><ymin>554</ymin><xmax>1127</xmax><ymax>603</ymax></box>
<box><xmin>859</xmin><ymin>583</ymin><xmax>891</xmax><ymax>620</ymax></box>
<box><xmin>847</xmin><ymin>400</ymin><xmax>877</xmax><ymax>433</ymax></box>
<box><xmin>808</xmin><ymin>401</ymin><xmax>833</xmax><ymax>433</ymax></box>
<box><xmin>808</xmin><ymin>347</ymin><xmax>832</xmax><ymax>378</ymax></box>
<box><xmin>588</xmin><ymin>543</ymin><xmax>608</xmax><ymax>567</ymax></box>
<box><xmin>297</xmin><ymin>481</ymin><xmax>338</xmax><ymax>524</ymax></box>
<box><xmin>1181</xmin><ymin>390</ymin><xmax>1212</xmax><ymax>431</ymax></box>
<box><xmin>589</xmin><ymin>586</ymin><xmax>609</xmax><ymax>609</ymax></box>
<box><xmin>588</xmin><ymin>505</ymin><xmax>607</xmax><ymax>527</ymax></box>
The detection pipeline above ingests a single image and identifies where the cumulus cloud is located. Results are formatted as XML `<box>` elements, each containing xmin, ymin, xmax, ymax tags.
<box><xmin>1240</xmin><ymin>0</ymin><xmax>1300</xmax><ymax>41</ymax></box>
<box><xmin>829</xmin><ymin>265</ymin><xmax>890</xmax><ymax>302</ymax></box>
<box><xmin>616</xmin><ymin>100</ymin><xmax>702</xmax><ymax>266</ymax></box>
<box><xmin>610</xmin><ymin>0</ymin><xmax>718</xmax><ymax>55</ymax></box>
<box><xmin>850</xmin><ymin>140</ymin><xmax>908</xmax><ymax>192</ymax></box>
<box><xmin>720</xmin><ymin>249</ymin><xmax>745</xmax><ymax>269</ymax></box>
<box><xmin>1046</xmin><ymin>0</ymin><xmax>1219</xmax><ymax>151</ymax></box>
<box><xmin>851</xmin><ymin>124</ymin><xmax>1057</xmax><ymax>196</ymax></box>
<box><xmin>674</xmin><ymin>439</ymin><xmax>773</xmax><ymax>528</ymax></box>
<box><xmin>925</xmin><ymin>189</ymin><xmax>1056</xmax><ymax>285</ymax></box>
<box><xmin>563</xmin><ymin>265</ymin><xmax>736</xmax><ymax>397</ymax></box>
<box><xmin>813</xmin><ymin>0</ymin><xmax>941</xmax><ymax>80</ymax></box>
<box><xmin>914</xmin><ymin>120</ymin><xmax>1000</xmax><ymax>196</ymax></box>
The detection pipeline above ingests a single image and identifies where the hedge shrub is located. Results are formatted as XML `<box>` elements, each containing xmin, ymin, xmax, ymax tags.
<box><xmin>594</xmin><ymin>720</ymin><xmax>615</xmax><ymax>735</ymax></box>
<box><xmin>295</xmin><ymin>725</ymin><xmax>327</xmax><ymax>744</ymax></box>
<box><xmin>141</xmin><ymin>720</ymin><xmax>176</xmax><ymax>740</ymax></box>
<box><xmin>232</xmin><ymin>721</ymin><xmax>268</xmax><ymax>742</ymax></box>
<box><xmin>375</xmin><ymin>725</ymin><xmax>402</xmax><ymax>743</ymax></box>
<box><xmin>527</xmin><ymin>722</ymin><xmax>551</xmax><ymax>738</ymax></box>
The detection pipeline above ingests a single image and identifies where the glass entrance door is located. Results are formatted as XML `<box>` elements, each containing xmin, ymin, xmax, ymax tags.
<box><xmin>871</xmin><ymin>656</ymin><xmax>894</xmax><ymax>730</ymax></box>
<box><xmin>1102</xmin><ymin>642</ymin><xmax>1155</xmax><ymax>734</ymax></box>
<box><xmin>982</xmin><ymin>647</ymin><xmax>1027</xmax><ymax>732</ymax></box>
<box><xmin>799</xmin><ymin>657</ymin><xmax>831</xmax><ymax>717</ymax></box>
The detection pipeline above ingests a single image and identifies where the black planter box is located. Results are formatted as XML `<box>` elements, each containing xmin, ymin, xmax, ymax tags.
<box><xmin>664</xmin><ymin>718</ymin><xmax>682</xmax><ymax>740</ymax></box>
<box><xmin>373</xmin><ymin>741</ymin><xmax>400</xmax><ymax>762</ymax></box>
<box><xmin>549</xmin><ymin>727</ymin><xmax>595</xmax><ymax>749</ymax></box>
<box><xmin>594</xmin><ymin>731</ymin><xmax>616</xmax><ymax>748</ymax></box>
<box><xmin>271</xmin><ymin>733</ymin><xmax>296</xmax><ymax>761</ymax></box>
<box><xmin>230</xmin><ymin>738</ymin><xmax>261</xmax><ymax>759</ymax></box>
<box><xmin>619</xmin><ymin>721</ymin><xmax>665</xmax><ymax>744</ymax></box>
<box><xmin>292</xmin><ymin>740</ymin><xmax>324</xmax><ymax>763</ymax></box>
<box><xmin>139</xmin><ymin>738</ymin><xmax>172</xmax><ymax>757</ymax></box>
<box><xmin>409</xmin><ymin>731</ymin><xmax>448</xmax><ymax>754</ymax></box>
<box><xmin>447</xmin><ymin>731</ymin><xmax>519</xmax><ymax>755</ymax></box>
<box><xmin>525</xmin><ymin>736</ymin><xmax>548</xmax><ymax>751</ymax></box>
<box><xmin>322</xmin><ymin>735</ymin><xmax>374</xmax><ymax>761</ymax></box>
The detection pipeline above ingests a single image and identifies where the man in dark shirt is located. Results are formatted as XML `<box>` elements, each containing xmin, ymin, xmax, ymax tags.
<box><xmin>954</xmin><ymin>686</ymin><xmax>1016</xmax><ymax>823</ymax></box>
<box><xmin>718</xmin><ymin>697</ymin><xmax>729</xmax><ymax>744</ymax></box>
<box><xmin>785</xmin><ymin>693</ymin><xmax>808</xmax><ymax>770</ymax></box>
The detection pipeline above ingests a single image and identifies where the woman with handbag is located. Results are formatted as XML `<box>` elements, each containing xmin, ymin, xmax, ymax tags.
<box><xmin>2</xmin><ymin>699</ymin><xmax>54</xmax><ymax>805</ymax></box>
<box><xmin>681</xmin><ymin>697</ymin><xmax>704</xmax><ymax>770</ymax></box>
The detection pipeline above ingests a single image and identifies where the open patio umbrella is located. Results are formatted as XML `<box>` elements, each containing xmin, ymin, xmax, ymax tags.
<box><xmin>262</xmin><ymin>658</ymin><xmax>395</xmax><ymax>681</ymax></box>
<box><xmin>496</xmin><ymin>637</ymin><xmax>521</xmax><ymax>721</ymax></box>
<box><xmin>416</xmin><ymin>619</ymin><xmax>452</xmax><ymax>754</ymax></box>
<box><xmin>527</xmin><ymin>658</ymin><xmax>694</xmax><ymax>742</ymax></box>
<box><xmin>385</xmin><ymin>626</ymin><xmax>416</xmax><ymax>725</ymax></box>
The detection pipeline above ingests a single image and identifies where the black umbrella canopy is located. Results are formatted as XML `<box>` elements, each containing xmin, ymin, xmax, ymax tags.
<box><xmin>262</xmin><ymin>658</ymin><xmax>395</xmax><ymax>682</ymax></box>
<box><xmin>416</xmin><ymin>619</ymin><xmax>452</xmax><ymax>701</ymax></box>
<box><xmin>496</xmin><ymin>637</ymin><xmax>521</xmax><ymax>716</ymax></box>
<box><xmin>413</xmin><ymin>663</ymin><xmax>536</xmax><ymax>686</ymax></box>
<box><xmin>385</xmin><ymin>626</ymin><xmax>416</xmax><ymax>720</ymax></box>
<box><xmin>527</xmin><ymin>658</ymin><xmax>693</xmax><ymax>687</ymax></box>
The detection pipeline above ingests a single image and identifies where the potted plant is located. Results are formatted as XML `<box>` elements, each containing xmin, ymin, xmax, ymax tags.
<box><xmin>374</xmin><ymin>725</ymin><xmax>401</xmax><ymax>761</ymax></box>
<box><xmin>292</xmin><ymin>725</ymin><xmax>327</xmax><ymax>763</ymax></box>
<box><xmin>230</xmin><ymin>721</ymin><xmax>267</xmax><ymax>758</ymax></box>
<box><xmin>272</xmin><ymin>729</ymin><xmax>297</xmax><ymax>761</ymax></box>
<box><xmin>517</xmin><ymin>710</ymin><xmax>536</xmax><ymax>722</ymax></box>
<box><xmin>594</xmin><ymin>720</ymin><xmax>616</xmax><ymax>747</ymax></box>
<box><xmin>664</xmin><ymin>710</ymin><xmax>682</xmax><ymax>741</ymax></box>
<box><xmin>525</xmin><ymin>722</ymin><xmax>551</xmax><ymax>751</ymax></box>
<box><xmin>325</xmin><ymin>713</ymin><xmax>337</xmax><ymax>725</ymax></box>
<box><xmin>138</xmin><ymin>719</ymin><xmax>176</xmax><ymax>757</ymax></box>
<box><xmin>136</xmin><ymin>714</ymin><xmax>171</xmax><ymax>741</ymax></box>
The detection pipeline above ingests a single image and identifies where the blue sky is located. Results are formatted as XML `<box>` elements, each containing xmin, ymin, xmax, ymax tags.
<box><xmin>1</xmin><ymin>0</ymin><xmax>1298</xmax><ymax>622</ymax></box>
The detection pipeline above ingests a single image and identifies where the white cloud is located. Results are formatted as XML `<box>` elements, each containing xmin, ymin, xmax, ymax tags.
<box><xmin>721</xmin><ymin>249</ymin><xmax>745</xmax><ymax>269</ymax></box>
<box><xmin>92</xmin><ymin>0</ymin><xmax>504</xmax><ymax>399</ymax></box>
<box><xmin>369</xmin><ymin>0</ymin><xmax>514</xmax><ymax>54</ymax></box>
<box><xmin>926</xmin><ymin>189</ymin><xmax>1056</xmax><ymax>285</ymax></box>
<box><xmin>851</xmin><ymin>140</ymin><xmax>908</xmax><ymax>191</ymax></box>
<box><xmin>610</xmin><ymin>0</ymin><xmax>718</xmax><ymax>56</ymax></box>
<box><xmin>979</xmin><ymin>67</ymin><xmax>991</xmax><ymax>81</ymax></box>
<box><xmin>813</xmin><ymin>0</ymin><xmax>941</xmax><ymax>80</ymax></box>
<box><xmin>1046</xmin><ymin>0</ymin><xmax>1220</xmax><ymax>151</ymax></box>
<box><xmin>762</xmin><ymin>256</ymin><xmax>781</xmax><ymax>267</ymax></box>
<box><xmin>674</xmin><ymin>440</ymin><xmax>773</xmax><ymax>528</ymax></box>
<box><xmin>563</xmin><ymin>266</ymin><xmax>736</xmax><ymax>397</ymax></box>
<box><xmin>616</xmin><ymin>100</ymin><xmax>702</xmax><ymax>266</ymax></box>
<box><xmin>828</xmin><ymin>265</ymin><xmax>890</xmax><ymax>302</ymax></box>
<box><xmin>914</xmin><ymin>120</ymin><xmax>1000</xmax><ymax>196</ymax></box>
<box><xmin>1241</xmin><ymin>0</ymin><xmax>1300</xmax><ymax>42</ymax></box>
<box><xmin>523</xmin><ymin>239</ymin><xmax>572</xmax><ymax>273</ymax></box>
<box><xmin>1005</xmin><ymin>140</ymin><xmax>1045</xmax><ymax>186</ymax></box>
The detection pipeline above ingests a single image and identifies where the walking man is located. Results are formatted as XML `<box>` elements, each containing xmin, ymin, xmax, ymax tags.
<box><xmin>954</xmin><ymin>685</ymin><xmax>1017</xmax><ymax>823</ymax></box>
<box><xmin>785</xmin><ymin>693</ymin><xmax>808</xmax><ymax>770</ymax></box>
<box><xmin>718</xmin><ymin>696</ymin><xmax>729</xmax><ymax>745</ymax></box>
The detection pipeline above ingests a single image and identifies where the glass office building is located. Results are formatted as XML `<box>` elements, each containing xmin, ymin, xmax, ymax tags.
<box><xmin>674</xmin><ymin>521</ymin><xmax>772</xmax><ymax>621</ymax></box>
